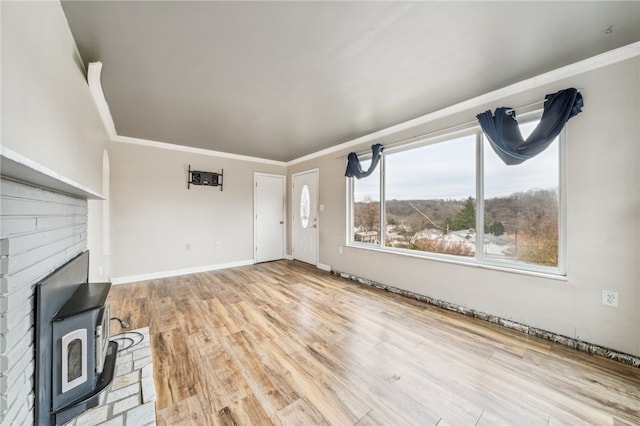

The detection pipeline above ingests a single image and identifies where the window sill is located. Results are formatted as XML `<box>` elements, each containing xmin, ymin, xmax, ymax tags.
<box><xmin>345</xmin><ymin>242</ymin><xmax>568</xmax><ymax>281</ymax></box>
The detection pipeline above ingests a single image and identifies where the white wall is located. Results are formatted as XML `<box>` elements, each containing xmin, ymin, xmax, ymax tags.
<box><xmin>288</xmin><ymin>57</ymin><xmax>640</xmax><ymax>357</ymax></box>
<box><xmin>1</xmin><ymin>2</ymin><xmax>108</xmax><ymax>194</ymax></box>
<box><xmin>0</xmin><ymin>2</ymin><xmax>110</xmax><ymax>424</ymax></box>
<box><xmin>87</xmin><ymin>150</ymin><xmax>111</xmax><ymax>282</ymax></box>
<box><xmin>109</xmin><ymin>142</ymin><xmax>286</xmax><ymax>281</ymax></box>
<box><xmin>1</xmin><ymin>1</ymin><xmax>110</xmax><ymax>281</ymax></box>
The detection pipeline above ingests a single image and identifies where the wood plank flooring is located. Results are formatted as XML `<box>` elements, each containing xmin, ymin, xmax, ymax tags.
<box><xmin>107</xmin><ymin>260</ymin><xmax>640</xmax><ymax>425</ymax></box>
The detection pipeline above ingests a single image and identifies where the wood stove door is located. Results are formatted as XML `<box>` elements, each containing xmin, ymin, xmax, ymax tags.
<box><xmin>60</xmin><ymin>329</ymin><xmax>87</xmax><ymax>393</ymax></box>
<box><xmin>51</xmin><ymin>309</ymin><xmax>98</xmax><ymax>411</ymax></box>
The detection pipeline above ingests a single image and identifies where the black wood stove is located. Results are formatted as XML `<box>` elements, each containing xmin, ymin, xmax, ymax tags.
<box><xmin>35</xmin><ymin>251</ymin><xmax>118</xmax><ymax>426</ymax></box>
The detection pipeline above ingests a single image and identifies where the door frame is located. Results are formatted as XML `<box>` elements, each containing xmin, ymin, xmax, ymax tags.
<box><xmin>254</xmin><ymin>172</ymin><xmax>286</xmax><ymax>263</ymax></box>
<box><xmin>291</xmin><ymin>168</ymin><xmax>319</xmax><ymax>266</ymax></box>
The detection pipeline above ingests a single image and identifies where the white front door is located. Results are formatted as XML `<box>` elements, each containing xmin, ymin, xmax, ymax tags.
<box><xmin>292</xmin><ymin>169</ymin><xmax>318</xmax><ymax>265</ymax></box>
<box><xmin>254</xmin><ymin>173</ymin><xmax>285</xmax><ymax>263</ymax></box>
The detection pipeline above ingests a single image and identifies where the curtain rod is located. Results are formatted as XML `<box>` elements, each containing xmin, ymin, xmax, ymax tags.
<box><xmin>504</xmin><ymin>99</ymin><xmax>546</xmax><ymax>115</ymax></box>
<box><xmin>336</xmin><ymin>119</ymin><xmax>477</xmax><ymax>160</ymax></box>
<box><xmin>338</xmin><ymin>88</ymin><xmax>583</xmax><ymax>159</ymax></box>
<box><xmin>505</xmin><ymin>88</ymin><xmax>582</xmax><ymax>115</ymax></box>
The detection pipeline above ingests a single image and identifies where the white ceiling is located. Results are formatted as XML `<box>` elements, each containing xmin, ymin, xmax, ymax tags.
<box><xmin>61</xmin><ymin>1</ymin><xmax>640</xmax><ymax>162</ymax></box>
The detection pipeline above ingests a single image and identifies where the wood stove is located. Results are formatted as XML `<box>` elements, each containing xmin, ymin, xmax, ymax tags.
<box><xmin>34</xmin><ymin>251</ymin><xmax>118</xmax><ymax>426</ymax></box>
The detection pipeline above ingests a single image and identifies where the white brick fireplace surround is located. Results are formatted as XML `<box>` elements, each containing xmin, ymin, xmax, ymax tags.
<box><xmin>0</xmin><ymin>177</ymin><xmax>88</xmax><ymax>425</ymax></box>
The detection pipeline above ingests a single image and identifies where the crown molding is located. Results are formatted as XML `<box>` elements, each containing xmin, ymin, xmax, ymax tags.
<box><xmin>87</xmin><ymin>62</ymin><xmax>286</xmax><ymax>166</ymax></box>
<box><xmin>286</xmin><ymin>41</ymin><xmax>640</xmax><ymax>166</ymax></box>
<box><xmin>87</xmin><ymin>62</ymin><xmax>117</xmax><ymax>138</ymax></box>
<box><xmin>85</xmin><ymin>42</ymin><xmax>639</xmax><ymax>168</ymax></box>
<box><xmin>111</xmin><ymin>135</ymin><xmax>287</xmax><ymax>166</ymax></box>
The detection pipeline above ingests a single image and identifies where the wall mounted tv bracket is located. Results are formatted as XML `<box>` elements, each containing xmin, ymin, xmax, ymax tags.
<box><xmin>188</xmin><ymin>165</ymin><xmax>223</xmax><ymax>191</ymax></box>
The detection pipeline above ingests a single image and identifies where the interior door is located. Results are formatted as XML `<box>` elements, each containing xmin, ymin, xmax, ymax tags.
<box><xmin>291</xmin><ymin>169</ymin><xmax>318</xmax><ymax>265</ymax></box>
<box><xmin>254</xmin><ymin>173</ymin><xmax>285</xmax><ymax>263</ymax></box>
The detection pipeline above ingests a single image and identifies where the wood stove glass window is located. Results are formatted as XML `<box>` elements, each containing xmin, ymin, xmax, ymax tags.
<box><xmin>68</xmin><ymin>339</ymin><xmax>82</xmax><ymax>382</ymax></box>
<box><xmin>61</xmin><ymin>329</ymin><xmax>88</xmax><ymax>393</ymax></box>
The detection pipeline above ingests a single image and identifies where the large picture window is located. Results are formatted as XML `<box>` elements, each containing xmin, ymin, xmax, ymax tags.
<box><xmin>348</xmin><ymin>115</ymin><xmax>565</xmax><ymax>275</ymax></box>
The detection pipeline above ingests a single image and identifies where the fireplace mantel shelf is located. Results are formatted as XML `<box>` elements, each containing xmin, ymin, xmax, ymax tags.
<box><xmin>0</xmin><ymin>146</ymin><xmax>103</xmax><ymax>200</ymax></box>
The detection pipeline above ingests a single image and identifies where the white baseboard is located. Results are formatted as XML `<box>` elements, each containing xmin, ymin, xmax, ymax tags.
<box><xmin>111</xmin><ymin>259</ymin><xmax>255</xmax><ymax>284</ymax></box>
<box><xmin>316</xmin><ymin>263</ymin><xmax>331</xmax><ymax>272</ymax></box>
<box><xmin>285</xmin><ymin>255</ymin><xmax>294</xmax><ymax>260</ymax></box>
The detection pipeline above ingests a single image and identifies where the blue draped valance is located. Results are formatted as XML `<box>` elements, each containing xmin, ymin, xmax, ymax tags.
<box><xmin>477</xmin><ymin>88</ymin><xmax>583</xmax><ymax>165</ymax></box>
<box><xmin>345</xmin><ymin>144</ymin><xmax>384</xmax><ymax>178</ymax></box>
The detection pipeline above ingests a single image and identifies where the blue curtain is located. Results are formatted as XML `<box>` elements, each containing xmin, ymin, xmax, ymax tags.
<box><xmin>345</xmin><ymin>144</ymin><xmax>384</xmax><ymax>178</ymax></box>
<box><xmin>477</xmin><ymin>88</ymin><xmax>583</xmax><ymax>165</ymax></box>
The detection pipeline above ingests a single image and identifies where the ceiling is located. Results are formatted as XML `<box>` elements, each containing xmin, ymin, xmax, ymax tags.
<box><xmin>61</xmin><ymin>1</ymin><xmax>640</xmax><ymax>162</ymax></box>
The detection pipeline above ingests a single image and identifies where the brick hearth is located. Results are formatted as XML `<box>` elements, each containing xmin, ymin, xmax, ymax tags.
<box><xmin>64</xmin><ymin>328</ymin><xmax>156</xmax><ymax>426</ymax></box>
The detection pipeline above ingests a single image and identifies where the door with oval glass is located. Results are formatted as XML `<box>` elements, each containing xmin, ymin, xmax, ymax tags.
<box><xmin>291</xmin><ymin>169</ymin><xmax>318</xmax><ymax>265</ymax></box>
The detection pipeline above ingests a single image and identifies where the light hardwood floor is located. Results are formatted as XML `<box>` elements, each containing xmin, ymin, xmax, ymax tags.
<box><xmin>107</xmin><ymin>260</ymin><xmax>640</xmax><ymax>425</ymax></box>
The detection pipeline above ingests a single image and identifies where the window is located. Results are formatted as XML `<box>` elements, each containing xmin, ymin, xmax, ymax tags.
<box><xmin>483</xmin><ymin>120</ymin><xmax>561</xmax><ymax>268</ymax></box>
<box><xmin>348</xmin><ymin>114</ymin><xmax>564</xmax><ymax>275</ymax></box>
<box><xmin>300</xmin><ymin>185</ymin><xmax>311</xmax><ymax>228</ymax></box>
<box><xmin>352</xmin><ymin>160</ymin><xmax>380</xmax><ymax>245</ymax></box>
<box><xmin>385</xmin><ymin>134</ymin><xmax>476</xmax><ymax>256</ymax></box>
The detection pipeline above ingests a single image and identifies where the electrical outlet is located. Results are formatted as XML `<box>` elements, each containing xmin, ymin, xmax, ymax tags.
<box><xmin>186</xmin><ymin>244</ymin><xmax>191</xmax><ymax>251</ymax></box>
<box><xmin>216</xmin><ymin>241</ymin><xmax>222</xmax><ymax>249</ymax></box>
<box><xmin>602</xmin><ymin>290</ymin><xmax>619</xmax><ymax>308</ymax></box>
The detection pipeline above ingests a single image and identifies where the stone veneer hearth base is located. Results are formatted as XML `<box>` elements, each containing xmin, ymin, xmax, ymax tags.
<box><xmin>64</xmin><ymin>327</ymin><xmax>157</xmax><ymax>426</ymax></box>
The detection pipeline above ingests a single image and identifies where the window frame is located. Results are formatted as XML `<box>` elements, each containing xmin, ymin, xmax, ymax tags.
<box><xmin>346</xmin><ymin>113</ymin><xmax>567</xmax><ymax>277</ymax></box>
